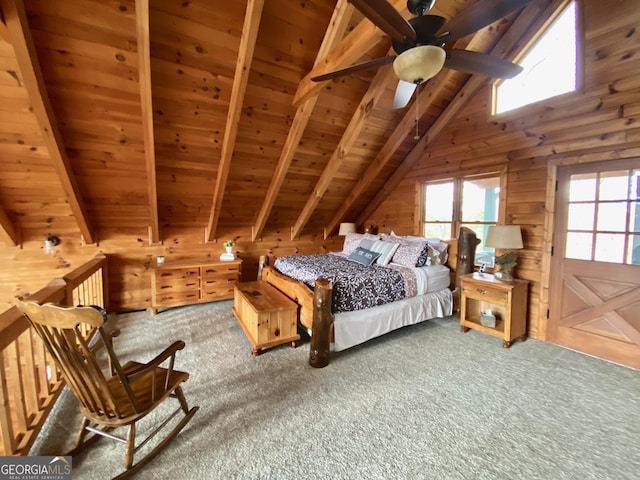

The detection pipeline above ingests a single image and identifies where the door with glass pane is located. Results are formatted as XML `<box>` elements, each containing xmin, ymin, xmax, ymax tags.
<box><xmin>548</xmin><ymin>159</ymin><xmax>640</xmax><ymax>369</ymax></box>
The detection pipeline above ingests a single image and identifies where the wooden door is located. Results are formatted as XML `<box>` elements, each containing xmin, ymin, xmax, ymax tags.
<box><xmin>548</xmin><ymin>159</ymin><xmax>640</xmax><ymax>369</ymax></box>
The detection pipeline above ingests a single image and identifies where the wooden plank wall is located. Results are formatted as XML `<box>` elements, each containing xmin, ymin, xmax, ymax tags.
<box><xmin>0</xmin><ymin>231</ymin><xmax>343</xmax><ymax>312</ymax></box>
<box><xmin>368</xmin><ymin>0</ymin><xmax>640</xmax><ymax>340</ymax></box>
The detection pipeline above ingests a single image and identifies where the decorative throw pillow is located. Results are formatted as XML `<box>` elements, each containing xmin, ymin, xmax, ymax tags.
<box><xmin>415</xmin><ymin>243</ymin><xmax>431</xmax><ymax>267</ymax></box>
<box><xmin>392</xmin><ymin>240</ymin><xmax>427</xmax><ymax>267</ymax></box>
<box><xmin>427</xmin><ymin>240</ymin><xmax>449</xmax><ymax>264</ymax></box>
<box><xmin>347</xmin><ymin>247</ymin><xmax>381</xmax><ymax>266</ymax></box>
<box><xmin>342</xmin><ymin>232</ymin><xmax>379</xmax><ymax>255</ymax></box>
<box><xmin>369</xmin><ymin>240</ymin><xmax>400</xmax><ymax>266</ymax></box>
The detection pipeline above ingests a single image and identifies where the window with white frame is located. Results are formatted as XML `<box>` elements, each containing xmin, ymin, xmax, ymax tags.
<box><xmin>493</xmin><ymin>0</ymin><xmax>577</xmax><ymax>115</ymax></box>
<box><xmin>421</xmin><ymin>175</ymin><xmax>500</xmax><ymax>265</ymax></box>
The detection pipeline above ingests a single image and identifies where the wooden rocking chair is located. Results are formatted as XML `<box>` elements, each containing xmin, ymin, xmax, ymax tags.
<box><xmin>15</xmin><ymin>299</ymin><xmax>199</xmax><ymax>479</ymax></box>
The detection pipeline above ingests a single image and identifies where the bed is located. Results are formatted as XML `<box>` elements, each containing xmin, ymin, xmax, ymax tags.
<box><xmin>259</xmin><ymin>232</ymin><xmax>459</xmax><ymax>366</ymax></box>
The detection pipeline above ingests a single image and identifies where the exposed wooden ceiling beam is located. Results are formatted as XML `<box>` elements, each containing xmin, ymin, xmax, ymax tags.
<box><xmin>0</xmin><ymin>0</ymin><xmax>94</xmax><ymax>244</ymax></box>
<box><xmin>251</xmin><ymin>0</ymin><xmax>354</xmax><ymax>242</ymax></box>
<box><xmin>292</xmin><ymin>63</ymin><xmax>395</xmax><ymax>240</ymax></box>
<box><xmin>357</xmin><ymin>0</ymin><xmax>557</xmax><ymax>225</ymax></box>
<box><xmin>0</xmin><ymin>204</ymin><xmax>18</xmax><ymax>246</ymax></box>
<box><xmin>135</xmin><ymin>0</ymin><xmax>160</xmax><ymax>244</ymax></box>
<box><xmin>0</xmin><ymin>7</ymin><xmax>10</xmax><ymax>43</ymax></box>
<box><xmin>205</xmin><ymin>0</ymin><xmax>264</xmax><ymax>243</ymax></box>
<box><xmin>292</xmin><ymin>0</ymin><xmax>407</xmax><ymax>108</ymax></box>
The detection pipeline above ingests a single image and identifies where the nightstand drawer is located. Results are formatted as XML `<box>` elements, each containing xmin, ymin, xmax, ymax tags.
<box><xmin>462</xmin><ymin>283</ymin><xmax>508</xmax><ymax>305</ymax></box>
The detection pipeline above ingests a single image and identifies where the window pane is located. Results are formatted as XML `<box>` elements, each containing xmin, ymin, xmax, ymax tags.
<box><xmin>424</xmin><ymin>182</ymin><xmax>453</xmax><ymax>222</ymax></box>
<box><xmin>461</xmin><ymin>223</ymin><xmax>495</xmax><ymax>266</ymax></box>
<box><xmin>594</xmin><ymin>233</ymin><xmax>625</xmax><ymax>263</ymax></box>
<box><xmin>631</xmin><ymin>201</ymin><xmax>640</xmax><ymax>233</ymax></box>
<box><xmin>423</xmin><ymin>223</ymin><xmax>451</xmax><ymax>240</ymax></box>
<box><xmin>629</xmin><ymin>235</ymin><xmax>640</xmax><ymax>265</ymax></box>
<box><xmin>569</xmin><ymin>173</ymin><xmax>596</xmax><ymax>201</ymax></box>
<box><xmin>461</xmin><ymin>178</ymin><xmax>499</xmax><ymax>223</ymax></box>
<box><xmin>567</xmin><ymin>203</ymin><xmax>594</xmax><ymax>230</ymax></box>
<box><xmin>493</xmin><ymin>1</ymin><xmax>576</xmax><ymax>114</ymax></box>
<box><xmin>599</xmin><ymin>170</ymin><xmax>629</xmax><ymax>201</ymax></box>
<box><xmin>596</xmin><ymin>202</ymin><xmax>628</xmax><ymax>232</ymax></box>
<box><xmin>565</xmin><ymin>232</ymin><xmax>592</xmax><ymax>260</ymax></box>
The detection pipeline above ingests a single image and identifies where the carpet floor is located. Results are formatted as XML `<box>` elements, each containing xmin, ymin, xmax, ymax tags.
<box><xmin>30</xmin><ymin>300</ymin><xmax>640</xmax><ymax>479</ymax></box>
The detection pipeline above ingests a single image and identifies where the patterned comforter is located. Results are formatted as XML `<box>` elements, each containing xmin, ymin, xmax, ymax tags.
<box><xmin>273</xmin><ymin>253</ymin><xmax>418</xmax><ymax>313</ymax></box>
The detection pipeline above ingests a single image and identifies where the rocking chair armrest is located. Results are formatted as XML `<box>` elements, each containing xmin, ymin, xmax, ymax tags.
<box><xmin>125</xmin><ymin>340</ymin><xmax>186</xmax><ymax>381</ymax></box>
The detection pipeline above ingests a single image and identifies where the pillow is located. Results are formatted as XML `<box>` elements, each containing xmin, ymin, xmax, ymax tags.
<box><xmin>347</xmin><ymin>247</ymin><xmax>381</xmax><ymax>266</ymax></box>
<box><xmin>427</xmin><ymin>240</ymin><xmax>449</xmax><ymax>265</ymax></box>
<box><xmin>369</xmin><ymin>240</ymin><xmax>400</xmax><ymax>266</ymax></box>
<box><xmin>392</xmin><ymin>240</ymin><xmax>427</xmax><ymax>267</ymax></box>
<box><xmin>342</xmin><ymin>232</ymin><xmax>379</xmax><ymax>255</ymax></box>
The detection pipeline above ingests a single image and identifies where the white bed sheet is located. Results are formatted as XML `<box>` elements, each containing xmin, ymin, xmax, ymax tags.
<box><xmin>332</xmin><ymin>287</ymin><xmax>453</xmax><ymax>352</ymax></box>
<box><xmin>401</xmin><ymin>263</ymin><xmax>450</xmax><ymax>295</ymax></box>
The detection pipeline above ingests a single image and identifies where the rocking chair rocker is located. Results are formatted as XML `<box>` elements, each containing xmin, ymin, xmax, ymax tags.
<box><xmin>15</xmin><ymin>299</ymin><xmax>198</xmax><ymax>479</ymax></box>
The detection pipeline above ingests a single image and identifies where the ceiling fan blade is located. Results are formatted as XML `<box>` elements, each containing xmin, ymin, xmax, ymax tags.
<box><xmin>311</xmin><ymin>55</ymin><xmax>396</xmax><ymax>82</ymax></box>
<box><xmin>445</xmin><ymin>49</ymin><xmax>523</xmax><ymax>78</ymax></box>
<box><xmin>349</xmin><ymin>0</ymin><xmax>416</xmax><ymax>41</ymax></box>
<box><xmin>437</xmin><ymin>0</ymin><xmax>531</xmax><ymax>42</ymax></box>
<box><xmin>393</xmin><ymin>80</ymin><xmax>417</xmax><ymax>109</ymax></box>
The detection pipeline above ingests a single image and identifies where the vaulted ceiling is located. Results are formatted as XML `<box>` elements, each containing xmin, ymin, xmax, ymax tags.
<box><xmin>0</xmin><ymin>0</ymin><xmax>551</xmax><ymax>246</ymax></box>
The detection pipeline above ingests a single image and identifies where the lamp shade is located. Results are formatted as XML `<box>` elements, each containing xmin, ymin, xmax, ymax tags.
<box><xmin>485</xmin><ymin>225</ymin><xmax>523</xmax><ymax>249</ymax></box>
<box><xmin>338</xmin><ymin>223</ymin><xmax>356</xmax><ymax>235</ymax></box>
<box><xmin>392</xmin><ymin>45</ymin><xmax>446</xmax><ymax>84</ymax></box>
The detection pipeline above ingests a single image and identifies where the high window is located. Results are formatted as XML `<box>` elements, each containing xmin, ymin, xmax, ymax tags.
<box><xmin>421</xmin><ymin>175</ymin><xmax>500</xmax><ymax>265</ymax></box>
<box><xmin>493</xmin><ymin>0</ymin><xmax>577</xmax><ymax>114</ymax></box>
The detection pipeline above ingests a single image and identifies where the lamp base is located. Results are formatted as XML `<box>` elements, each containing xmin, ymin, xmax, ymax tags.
<box><xmin>494</xmin><ymin>252</ymin><xmax>518</xmax><ymax>282</ymax></box>
<box><xmin>494</xmin><ymin>270</ymin><xmax>514</xmax><ymax>282</ymax></box>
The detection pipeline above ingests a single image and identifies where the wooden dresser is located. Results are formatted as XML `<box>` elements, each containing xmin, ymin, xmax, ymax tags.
<box><xmin>151</xmin><ymin>258</ymin><xmax>242</xmax><ymax>314</ymax></box>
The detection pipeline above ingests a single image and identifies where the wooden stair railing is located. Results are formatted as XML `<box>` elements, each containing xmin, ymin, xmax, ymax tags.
<box><xmin>0</xmin><ymin>254</ymin><xmax>108</xmax><ymax>456</ymax></box>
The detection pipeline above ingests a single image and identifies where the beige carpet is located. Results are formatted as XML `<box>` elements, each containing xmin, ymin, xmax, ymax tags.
<box><xmin>30</xmin><ymin>300</ymin><xmax>640</xmax><ymax>479</ymax></box>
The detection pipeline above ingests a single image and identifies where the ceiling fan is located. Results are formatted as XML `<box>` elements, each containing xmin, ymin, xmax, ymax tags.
<box><xmin>311</xmin><ymin>0</ymin><xmax>531</xmax><ymax>109</ymax></box>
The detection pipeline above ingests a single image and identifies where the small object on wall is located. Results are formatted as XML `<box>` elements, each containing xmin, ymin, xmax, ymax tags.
<box><xmin>43</xmin><ymin>234</ymin><xmax>60</xmax><ymax>254</ymax></box>
<box><xmin>156</xmin><ymin>256</ymin><xmax>165</xmax><ymax>264</ymax></box>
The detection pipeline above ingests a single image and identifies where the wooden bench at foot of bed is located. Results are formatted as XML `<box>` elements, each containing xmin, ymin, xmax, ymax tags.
<box><xmin>233</xmin><ymin>280</ymin><xmax>300</xmax><ymax>356</ymax></box>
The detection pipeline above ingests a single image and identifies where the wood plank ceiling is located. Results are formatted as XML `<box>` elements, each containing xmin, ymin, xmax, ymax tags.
<box><xmin>0</xmin><ymin>0</ymin><xmax>541</xmax><ymax>246</ymax></box>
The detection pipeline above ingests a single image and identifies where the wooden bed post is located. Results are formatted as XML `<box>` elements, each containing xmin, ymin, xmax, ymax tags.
<box><xmin>456</xmin><ymin>227</ymin><xmax>480</xmax><ymax>291</ymax></box>
<box><xmin>257</xmin><ymin>255</ymin><xmax>268</xmax><ymax>280</ymax></box>
<box><xmin>309</xmin><ymin>277</ymin><xmax>332</xmax><ymax>368</ymax></box>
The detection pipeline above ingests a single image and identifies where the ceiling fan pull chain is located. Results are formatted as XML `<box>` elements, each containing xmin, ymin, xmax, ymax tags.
<box><xmin>414</xmin><ymin>83</ymin><xmax>420</xmax><ymax>140</ymax></box>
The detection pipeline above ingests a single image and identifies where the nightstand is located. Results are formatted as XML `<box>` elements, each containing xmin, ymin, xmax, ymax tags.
<box><xmin>459</xmin><ymin>273</ymin><xmax>529</xmax><ymax>348</ymax></box>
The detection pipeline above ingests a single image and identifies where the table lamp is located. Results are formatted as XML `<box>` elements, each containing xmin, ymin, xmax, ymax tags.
<box><xmin>485</xmin><ymin>225</ymin><xmax>523</xmax><ymax>282</ymax></box>
<box><xmin>338</xmin><ymin>223</ymin><xmax>356</xmax><ymax>235</ymax></box>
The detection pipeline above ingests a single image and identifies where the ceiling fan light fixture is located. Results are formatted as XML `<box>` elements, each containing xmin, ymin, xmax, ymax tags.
<box><xmin>393</xmin><ymin>45</ymin><xmax>446</xmax><ymax>84</ymax></box>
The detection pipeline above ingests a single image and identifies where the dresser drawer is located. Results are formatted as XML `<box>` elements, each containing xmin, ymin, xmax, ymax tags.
<box><xmin>155</xmin><ymin>277</ymin><xmax>199</xmax><ymax>292</ymax></box>
<box><xmin>155</xmin><ymin>267</ymin><xmax>199</xmax><ymax>287</ymax></box>
<box><xmin>154</xmin><ymin>290</ymin><xmax>200</xmax><ymax>306</ymax></box>
<box><xmin>201</xmin><ymin>274</ymin><xmax>237</xmax><ymax>299</ymax></box>
<box><xmin>462</xmin><ymin>283</ymin><xmax>509</xmax><ymax>305</ymax></box>
<box><xmin>201</xmin><ymin>264</ymin><xmax>240</xmax><ymax>279</ymax></box>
